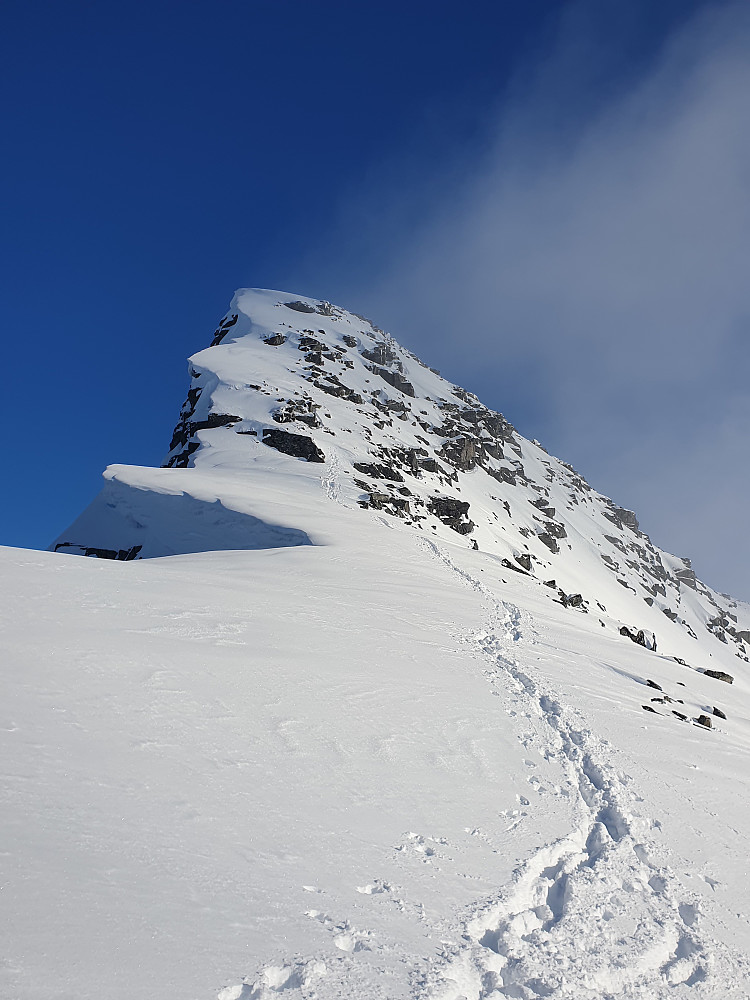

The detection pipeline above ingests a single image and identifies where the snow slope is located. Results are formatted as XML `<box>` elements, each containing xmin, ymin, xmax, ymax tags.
<box><xmin>52</xmin><ymin>288</ymin><xmax>750</xmax><ymax>673</ymax></box>
<box><xmin>3</xmin><ymin>290</ymin><xmax>749</xmax><ymax>999</ymax></box>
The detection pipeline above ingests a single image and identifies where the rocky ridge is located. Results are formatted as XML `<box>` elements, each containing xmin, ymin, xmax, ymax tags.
<box><xmin>52</xmin><ymin>288</ymin><xmax>749</xmax><ymax>690</ymax></box>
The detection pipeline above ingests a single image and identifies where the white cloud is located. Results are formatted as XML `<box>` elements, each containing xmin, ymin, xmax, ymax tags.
<box><xmin>333</xmin><ymin>0</ymin><xmax>750</xmax><ymax>599</ymax></box>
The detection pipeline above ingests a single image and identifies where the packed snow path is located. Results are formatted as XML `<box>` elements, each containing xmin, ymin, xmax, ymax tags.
<box><xmin>421</xmin><ymin>542</ymin><xmax>746</xmax><ymax>1000</ymax></box>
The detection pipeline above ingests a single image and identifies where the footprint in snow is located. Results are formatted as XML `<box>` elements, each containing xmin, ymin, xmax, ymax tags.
<box><xmin>218</xmin><ymin>958</ymin><xmax>327</xmax><ymax>999</ymax></box>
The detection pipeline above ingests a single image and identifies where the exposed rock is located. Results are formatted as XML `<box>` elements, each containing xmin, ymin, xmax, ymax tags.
<box><xmin>166</xmin><ymin>441</ymin><xmax>199</xmax><ymax>468</ymax></box>
<box><xmin>285</xmin><ymin>300</ymin><xmax>316</xmax><ymax>313</ymax></box>
<box><xmin>537</xmin><ymin>532</ymin><xmax>560</xmax><ymax>555</ymax></box>
<box><xmin>514</xmin><ymin>553</ymin><xmax>532</xmax><ymax>572</ymax></box>
<box><xmin>695</xmin><ymin>715</ymin><xmax>713</xmax><ymax>729</ymax></box>
<box><xmin>615</xmin><ymin>507</ymin><xmax>639</xmax><ymax>532</ymax></box>
<box><xmin>191</xmin><ymin>413</ymin><xmax>241</xmax><ymax>432</ymax></box>
<box><xmin>675</xmin><ymin>558</ymin><xmax>698</xmax><ymax>590</ymax></box>
<box><xmin>210</xmin><ymin>313</ymin><xmax>238</xmax><ymax>346</ymax></box>
<box><xmin>369</xmin><ymin>366</ymin><xmax>415</xmax><ymax>397</ymax></box>
<box><xmin>362</xmin><ymin>344</ymin><xmax>399</xmax><ymax>367</ymax></box>
<box><xmin>54</xmin><ymin>543</ymin><xmax>142</xmax><ymax>561</ymax></box>
<box><xmin>311</xmin><ymin>375</ymin><xmax>363</xmax><ymax>405</ymax></box>
<box><xmin>488</xmin><ymin>466</ymin><xmax>517</xmax><ymax>486</ymax></box>
<box><xmin>646</xmin><ymin>679</ymin><xmax>662</xmax><ymax>691</ymax></box>
<box><xmin>620</xmin><ymin>626</ymin><xmax>650</xmax><ymax>647</ymax></box>
<box><xmin>531</xmin><ymin>497</ymin><xmax>556</xmax><ymax>518</ymax></box>
<box><xmin>428</xmin><ymin>496</ymin><xmax>474</xmax><ymax>535</ymax></box>
<box><xmin>503</xmin><ymin>559</ymin><xmax>530</xmax><ymax>575</ymax></box>
<box><xmin>273</xmin><ymin>399</ymin><xmax>320</xmax><ymax>428</ymax></box>
<box><xmin>703</xmin><ymin>669</ymin><xmax>734</xmax><ymax>684</ymax></box>
<box><xmin>299</xmin><ymin>336</ymin><xmax>325</xmax><ymax>352</ymax></box>
<box><xmin>440</xmin><ymin>436</ymin><xmax>479</xmax><ymax>472</ymax></box>
<box><xmin>264</xmin><ymin>334</ymin><xmax>286</xmax><ymax>346</ymax></box>
<box><xmin>262</xmin><ymin>429</ymin><xmax>325</xmax><ymax>463</ymax></box>
<box><xmin>559</xmin><ymin>592</ymin><xmax>585</xmax><ymax>609</ymax></box>
<box><xmin>362</xmin><ymin>491</ymin><xmax>410</xmax><ymax>515</ymax></box>
<box><xmin>352</xmin><ymin>462</ymin><xmax>404</xmax><ymax>483</ymax></box>
<box><xmin>541</xmin><ymin>520</ymin><xmax>567</xmax><ymax>540</ymax></box>
<box><xmin>712</xmin><ymin>706</ymin><xmax>727</xmax><ymax>719</ymax></box>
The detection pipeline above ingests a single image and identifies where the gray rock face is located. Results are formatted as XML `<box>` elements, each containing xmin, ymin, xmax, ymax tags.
<box><xmin>73</xmin><ymin>288</ymin><xmax>746</xmax><ymax>674</ymax></box>
<box><xmin>273</xmin><ymin>399</ymin><xmax>320</xmax><ymax>428</ymax></box>
<box><xmin>675</xmin><ymin>559</ymin><xmax>698</xmax><ymax>590</ymax></box>
<box><xmin>428</xmin><ymin>496</ymin><xmax>474</xmax><ymax>535</ymax></box>
<box><xmin>615</xmin><ymin>507</ymin><xmax>640</xmax><ymax>532</ymax></box>
<box><xmin>362</xmin><ymin>344</ymin><xmax>399</xmax><ymax>367</ymax></box>
<box><xmin>261</xmin><ymin>429</ymin><xmax>325</xmax><ymax>463</ymax></box>
<box><xmin>285</xmin><ymin>300</ymin><xmax>316</xmax><ymax>313</ymax></box>
<box><xmin>703</xmin><ymin>669</ymin><xmax>734</xmax><ymax>684</ymax></box>
<box><xmin>538</xmin><ymin>532</ymin><xmax>560</xmax><ymax>555</ymax></box>
<box><xmin>440</xmin><ymin>436</ymin><xmax>479</xmax><ymax>472</ymax></box>
<box><xmin>352</xmin><ymin>462</ymin><xmax>404</xmax><ymax>483</ymax></box>
<box><xmin>369</xmin><ymin>366</ymin><xmax>415</xmax><ymax>397</ymax></box>
<box><xmin>620</xmin><ymin>626</ymin><xmax>648</xmax><ymax>647</ymax></box>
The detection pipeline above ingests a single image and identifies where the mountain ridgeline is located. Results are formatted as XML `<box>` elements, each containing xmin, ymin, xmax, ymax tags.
<box><xmin>52</xmin><ymin>289</ymin><xmax>749</xmax><ymax>673</ymax></box>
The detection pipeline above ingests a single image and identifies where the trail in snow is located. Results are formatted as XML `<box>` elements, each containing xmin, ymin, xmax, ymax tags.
<box><xmin>321</xmin><ymin>450</ymin><xmax>343</xmax><ymax>506</ymax></box>
<box><xmin>420</xmin><ymin>541</ymin><xmax>748</xmax><ymax>1000</ymax></box>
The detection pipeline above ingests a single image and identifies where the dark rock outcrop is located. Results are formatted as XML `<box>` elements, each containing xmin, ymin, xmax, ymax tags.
<box><xmin>285</xmin><ymin>300</ymin><xmax>316</xmax><ymax>313</ymax></box>
<box><xmin>537</xmin><ymin>532</ymin><xmax>560</xmax><ymax>555</ymax></box>
<box><xmin>428</xmin><ymin>496</ymin><xmax>474</xmax><ymax>535</ymax></box>
<box><xmin>369</xmin><ymin>366</ymin><xmax>415</xmax><ymax>397</ymax></box>
<box><xmin>210</xmin><ymin>313</ymin><xmax>239</xmax><ymax>346</ymax></box>
<box><xmin>54</xmin><ymin>543</ymin><xmax>142</xmax><ymax>561</ymax></box>
<box><xmin>353</xmin><ymin>462</ymin><xmax>404</xmax><ymax>483</ymax></box>
<box><xmin>703</xmin><ymin>669</ymin><xmax>734</xmax><ymax>684</ymax></box>
<box><xmin>262</xmin><ymin>429</ymin><xmax>325</xmax><ymax>463</ymax></box>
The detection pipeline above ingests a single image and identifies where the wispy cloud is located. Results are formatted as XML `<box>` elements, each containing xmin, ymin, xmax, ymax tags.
<box><xmin>322</xmin><ymin>1</ymin><xmax>750</xmax><ymax>599</ymax></box>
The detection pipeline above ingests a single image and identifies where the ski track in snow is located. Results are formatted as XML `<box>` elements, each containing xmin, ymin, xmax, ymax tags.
<box><xmin>216</xmin><ymin>536</ymin><xmax>749</xmax><ymax>1000</ymax></box>
<box><xmin>420</xmin><ymin>540</ymin><xmax>747</xmax><ymax>1000</ymax></box>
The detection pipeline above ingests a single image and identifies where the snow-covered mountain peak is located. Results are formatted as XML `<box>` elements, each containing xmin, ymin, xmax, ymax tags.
<box><xmin>9</xmin><ymin>287</ymin><xmax>750</xmax><ymax>999</ymax></box>
<box><xmin>52</xmin><ymin>288</ymin><xmax>749</xmax><ymax>675</ymax></box>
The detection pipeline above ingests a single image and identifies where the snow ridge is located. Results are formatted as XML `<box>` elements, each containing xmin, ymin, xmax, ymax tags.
<box><xmin>52</xmin><ymin>288</ymin><xmax>749</xmax><ymax>677</ymax></box>
<box><xmin>33</xmin><ymin>287</ymin><xmax>750</xmax><ymax>998</ymax></box>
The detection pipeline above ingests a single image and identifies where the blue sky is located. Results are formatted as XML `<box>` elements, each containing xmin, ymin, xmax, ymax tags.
<box><xmin>3</xmin><ymin>0</ymin><xmax>748</xmax><ymax>599</ymax></box>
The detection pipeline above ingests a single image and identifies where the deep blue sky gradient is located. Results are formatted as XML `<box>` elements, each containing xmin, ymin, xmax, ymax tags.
<box><xmin>2</xmin><ymin>0</ymin><xmax>710</xmax><ymax>554</ymax></box>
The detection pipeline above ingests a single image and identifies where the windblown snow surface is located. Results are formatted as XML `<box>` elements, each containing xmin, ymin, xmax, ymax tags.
<box><xmin>4</xmin><ymin>290</ymin><xmax>750</xmax><ymax>1000</ymax></box>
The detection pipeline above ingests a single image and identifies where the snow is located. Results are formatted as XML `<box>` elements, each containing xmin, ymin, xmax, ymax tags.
<box><xmin>3</xmin><ymin>289</ymin><xmax>750</xmax><ymax>999</ymax></box>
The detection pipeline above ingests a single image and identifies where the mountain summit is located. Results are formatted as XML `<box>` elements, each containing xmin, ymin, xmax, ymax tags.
<box><xmin>9</xmin><ymin>288</ymin><xmax>744</xmax><ymax>999</ymax></box>
<box><xmin>52</xmin><ymin>288</ymin><xmax>749</xmax><ymax>669</ymax></box>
